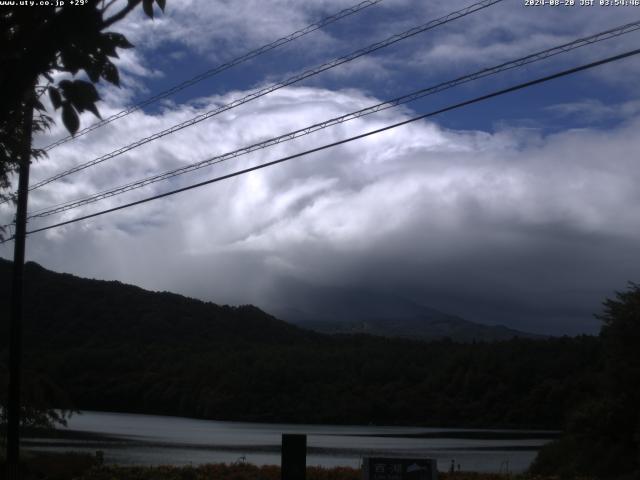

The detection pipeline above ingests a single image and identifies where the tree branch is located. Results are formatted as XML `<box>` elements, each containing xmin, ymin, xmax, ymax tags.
<box><xmin>101</xmin><ymin>0</ymin><xmax>119</xmax><ymax>14</ymax></box>
<box><xmin>102</xmin><ymin>0</ymin><xmax>142</xmax><ymax>29</ymax></box>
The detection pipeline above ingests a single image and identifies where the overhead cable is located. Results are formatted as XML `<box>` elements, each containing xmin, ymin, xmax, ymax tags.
<box><xmin>27</xmin><ymin>20</ymin><xmax>640</xmax><ymax>219</ymax></box>
<box><xmin>9</xmin><ymin>47</ymin><xmax>638</xmax><ymax>241</ymax></box>
<box><xmin>28</xmin><ymin>0</ymin><xmax>503</xmax><ymax>192</ymax></box>
<box><xmin>39</xmin><ymin>0</ymin><xmax>385</xmax><ymax>152</ymax></box>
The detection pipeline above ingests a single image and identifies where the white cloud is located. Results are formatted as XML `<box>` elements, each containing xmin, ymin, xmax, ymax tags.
<box><xmin>2</xmin><ymin>84</ymin><xmax>639</xmax><ymax>334</ymax></box>
<box><xmin>546</xmin><ymin>99</ymin><xmax>640</xmax><ymax>122</ymax></box>
<box><xmin>112</xmin><ymin>0</ymin><xmax>371</xmax><ymax>62</ymax></box>
<box><xmin>105</xmin><ymin>0</ymin><xmax>640</xmax><ymax>99</ymax></box>
<box><xmin>4</xmin><ymin>1</ymin><xmax>640</xmax><ymax>336</ymax></box>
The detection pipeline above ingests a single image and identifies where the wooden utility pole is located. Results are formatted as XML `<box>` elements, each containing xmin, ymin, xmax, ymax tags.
<box><xmin>6</xmin><ymin>90</ymin><xmax>34</xmax><ymax>480</ymax></box>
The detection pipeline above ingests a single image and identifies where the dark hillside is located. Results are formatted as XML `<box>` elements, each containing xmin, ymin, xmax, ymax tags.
<box><xmin>0</xmin><ymin>259</ymin><xmax>312</xmax><ymax>348</ymax></box>
<box><xmin>0</xmin><ymin>259</ymin><xmax>603</xmax><ymax>428</ymax></box>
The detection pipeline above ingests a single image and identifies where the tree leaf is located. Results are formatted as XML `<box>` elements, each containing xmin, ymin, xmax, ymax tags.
<box><xmin>58</xmin><ymin>80</ymin><xmax>72</xmax><ymax>95</ymax></box>
<box><xmin>72</xmin><ymin>80</ymin><xmax>101</xmax><ymax>105</ymax></box>
<box><xmin>86</xmin><ymin>103</ymin><xmax>102</xmax><ymax>119</ymax></box>
<box><xmin>61</xmin><ymin>80</ymin><xmax>101</xmax><ymax>119</ymax></box>
<box><xmin>59</xmin><ymin>47</ymin><xmax>82</xmax><ymax>75</ymax></box>
<box><xmin>34</xmin><ymin>99</ymin><xmax>46</xmax><ymax>112</ymax></box>
<box><xmin>96</xmin><ymin>33</ymin><xmax>119</xmax><ymax>58</ymax></box>
<box><xmin>59</xmin><ymin>80</ymin><xmax>100</xmax><ymax>111</ymax></box>
<box><xmin>85</xmin><ymin>62</ymin><xmax>101</xmax><ymax>83</ymax></box>
<box><xmin>61</xmin><ymin>102</ymin><xmax>79</xmax><ymax>135</ymax></box>
<box><xmin>102</xmin><ymin>62</ymin><xmax>120</xmax><ymax>87</ymax></box>
<box><xmin>143</xmin><ymin>0</ymin><xmax>154</xmax><ymax>19</ymax></box>
<box><xmin>155</xmin><ymin>0</ymin><xmax>166</xmax><ymax>12</ymax></box>
<box><xmin>48</xmin><ymin>87</ymin><xmax>62</xmax><ymax>110</ymax></box>
<box><xmin>104</xmin><ymin>32</ymin><xmax>134</xmax><ymax>50</ymax></box>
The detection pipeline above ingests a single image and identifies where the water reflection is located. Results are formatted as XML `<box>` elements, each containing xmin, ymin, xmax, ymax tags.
<box><xmin>24</xmin><ymin>411</ymin><xmax>557</xmax><ymax>473</ymax></box>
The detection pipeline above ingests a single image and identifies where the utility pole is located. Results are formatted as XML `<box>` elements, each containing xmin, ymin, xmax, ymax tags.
<box><xmin>6</xmin><ymin>89</ymin><xmax>35</xmax><ymax>480</ymax></box>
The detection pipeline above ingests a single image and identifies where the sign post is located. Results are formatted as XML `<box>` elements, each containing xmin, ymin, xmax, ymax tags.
<box><xmin>362</xmin><ymin>457</ymin><xmax>438</xmax><ymax>480</ymax></box>
<box><xmin>281</xmin><ymin>434</ymin><xmax>306</xmax><ymax>480</ymax></box>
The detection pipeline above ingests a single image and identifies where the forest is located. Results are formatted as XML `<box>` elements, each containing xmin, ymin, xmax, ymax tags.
<box><xmin>0</xmin><ymin>259</ymin><xmax>603</xmax><ymax>429</ymax></box>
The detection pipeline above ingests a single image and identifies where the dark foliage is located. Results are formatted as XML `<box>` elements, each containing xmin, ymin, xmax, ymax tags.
<box><xmin>0</xmin><ymin>259</ymin><xmax>603</xmax><ymax>429</ymax></box>
<box><xmin>0</xmin><ymin>451</ymin><xmax>101</xmax><ymax>480</ymax></box>
<box><xmin>0</xmin><ymin>0</ymin><xmax>165</xmax><ymax>235</ymax></box>
<box><xmin>531</xmin><ymin>283</ymin><xmax>640</xmax><ymax>479</ymax></box>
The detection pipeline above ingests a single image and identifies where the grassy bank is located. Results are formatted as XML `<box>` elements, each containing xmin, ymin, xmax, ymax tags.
<box><xmin>0</xmin><ymin>451</ymin><xmax>100</xmax><ymax>480</ymax></box>
<box><xmin>74</xmin><ymin>464</ymin><xmax>596</xmax><ymax>480</ymax></box>
<box><xmin>0</xmin><ymin>453</ymin><xmax>597</xmax><ymax>480</ymax></box>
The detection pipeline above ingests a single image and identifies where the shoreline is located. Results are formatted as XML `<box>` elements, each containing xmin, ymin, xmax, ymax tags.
<box><xmin>2</xmin><ymin>454</ymin><xmax>571</xmax><ymax>480</ymax></box>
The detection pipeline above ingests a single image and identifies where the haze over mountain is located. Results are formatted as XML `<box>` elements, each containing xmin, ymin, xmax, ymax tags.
<box><xmin>1</xmin><ymin>259</ymin><xmax>538</xmax><ymax>342</ymax></box>
<box><xmin>0</xmin><ymin>258</ymin><xmax>600</xmax><ymax>428</ymax></box>
<box><xmin>0</xmin><ymin>259</ymin><xmax>306</xmax><ymax>347</ymax></box>
<box><xmin>265</xmin><ymin>281</ymin><xmax>541</xmax><ymax>342</ymax></box>
<box><xmin>2</xmin><ymin>0</ymin><xmax>638</xmax><ymax>342</ymax></box>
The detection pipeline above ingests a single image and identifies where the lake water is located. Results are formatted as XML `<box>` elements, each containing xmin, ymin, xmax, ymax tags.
<box><xmin>24</xmin><ymin>411</ymin><xmax>557</xmax><ymax>473</ymax></box>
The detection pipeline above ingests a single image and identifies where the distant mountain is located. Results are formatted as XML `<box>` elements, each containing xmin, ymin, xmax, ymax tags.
<box><xmin>0</xmin><ymin>258</ymin><xmax>599</xmax><ymax>428</ymax></box>
<box><xmin>264</xmin><ymin>283</ymin><xmax>541</xmax><ymax>342</ymax></box>
<box><xmin>0</xmin><ymin>258</ymin><xmax>311</xmax><ymax>348</ymax></box>
<box><xmin>293</xmin><ymin>316</ymin><xmax>542</xmax><ymax>342</ymax></box>
<box><xmin>1</xmin><ymin>258</ymin><xmax>540</xmax><ymax>344</ymax></box>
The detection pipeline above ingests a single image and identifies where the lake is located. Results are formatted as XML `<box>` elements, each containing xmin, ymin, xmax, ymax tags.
<box><xmin>24</xmin><ymin>411</ymin><xmax>557</xmax><ymax>473</ymax></box>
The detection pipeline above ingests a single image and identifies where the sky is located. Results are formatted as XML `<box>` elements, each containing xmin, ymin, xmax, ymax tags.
<box><xmin>2</xmin><ymin>0</ymin><xmax>640</xmax><ymax>335</ymax></box>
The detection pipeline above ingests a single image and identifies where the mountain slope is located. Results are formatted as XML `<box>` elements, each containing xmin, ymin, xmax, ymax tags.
<box><xmin>0</xmin><ymin>258</ymin><xmax>600</xmax><ymax>428</ymax></box>
<box><xmin>264</xmin><ymin>282</ymin><xmax>540</xmax><ymax>341</ymax></box>
<box><xmin>0</xmin><ymin>258</ymin><xmax>313</xmax><ymax>349</ymax></box>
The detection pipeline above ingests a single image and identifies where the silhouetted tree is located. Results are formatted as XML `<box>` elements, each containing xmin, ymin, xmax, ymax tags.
<box><xmin>532</xmin><ymin>283</ymin><xmax>640</xmax><ymax>479</ymax></box>
<box><xmin>0</xmin><ymin>0</ymin><xmax>166</xmax><ymax>231</ymax></box>
<box><xmin>0</xmin><ymin>0</ymin><xmax>167</xmax><ymax>425</ymax></box>
<box><xmin>0</xmin><ymin>362</ymin><xmax>73</xmax><ymax>429</ymax></box>
<box><xmin>0</xmin><ymin>259</ymin><xmax>604</xmax><ymax>430</ymax></box>
<box><xmin>598</xmin><ymin>282</ymin><xmax>640</xmax><ymax>475</ymax></box>
<box><xmin>599</xmin><ymin>282</ymin><xmax>640</xmax><ymax>405</ymax></box>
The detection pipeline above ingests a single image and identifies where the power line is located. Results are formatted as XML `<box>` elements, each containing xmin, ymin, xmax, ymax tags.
<box><xmin>26</xmin><ymin>19</ymin><xmax>640</xmax><ymax>219</ymax></box>
<box><xmin>39</xmin><ymin>0</ymin><xmax>385</xmax><ymax>152</ymax></box>
<box><xmin>28</xmin><ymin>0</ymin><xmax>503</xmax><ymax>192</ymax></box>
<box><xmin>11</xmin><ymin>47</ymin><xmax>639</xmax><ymax>241</ymax></box>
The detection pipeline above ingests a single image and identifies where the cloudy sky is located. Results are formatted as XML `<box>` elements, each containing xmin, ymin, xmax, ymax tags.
<box><xmin>3</xmin><ymin>0</ymin><xmax>640</xmax><ymax>335</ymax></box>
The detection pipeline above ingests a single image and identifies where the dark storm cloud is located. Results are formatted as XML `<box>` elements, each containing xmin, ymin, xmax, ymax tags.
<box><xmin>2</xmin><ymin>86</ymin><xmax>639</xmax><ymax>335</ymax></box>
<box><xmin>3</xmin><ymin>0</ymin><xmax>640</xmax><ymax>335</ymax></box>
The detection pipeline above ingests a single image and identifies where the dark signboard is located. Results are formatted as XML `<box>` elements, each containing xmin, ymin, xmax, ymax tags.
<box><xmin>362</xmin><ymin>457</ymin><xmax>437</xmax><ymax>480</ymax></box>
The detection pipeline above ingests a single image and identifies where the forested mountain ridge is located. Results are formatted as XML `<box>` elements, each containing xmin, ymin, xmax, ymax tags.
<box><xmin>263</xmin><ymin>281</ymin><xmax>542</xmax><ymax>342</ymax></box>
<box><xmin>292</xmin><ymin>316</ymin><xmax>540</xmax><ymax>342</ymax></box>
<box><xmin>0</xmin><ymin>259</ymin><xmax>602</xmax><ymax>428</ymax></box>
<box><xmin>0</xmin><ymin>259</ymin><xmax>312</xmax><ymax>347</ymax></box>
